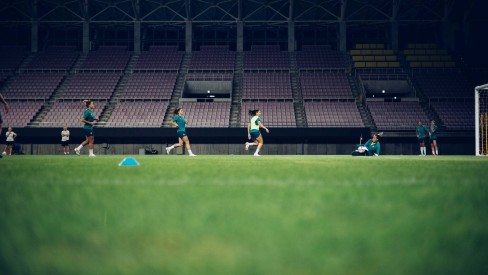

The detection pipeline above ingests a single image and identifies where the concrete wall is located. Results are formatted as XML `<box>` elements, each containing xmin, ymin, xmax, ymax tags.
<box><xmin>19</xmin><ymin>142</ymin><xmax>473</xmax><ymax>155</ymax></box>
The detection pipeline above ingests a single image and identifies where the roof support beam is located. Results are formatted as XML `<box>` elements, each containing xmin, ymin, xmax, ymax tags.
<box><xmin>288</xmin><ymin>0</ymin><xmax>295</xmax><ymax>52</ymax></box>
<box><xmin>390</xmin><ymin>0</ymin><xmax>400</xmax><ymax>51</ymax></box>
<box><xmin>133</xmin><ymin>0</ymin><xmax>141</xmax><ymax>54</ymax></box>
<box><xmin>338</xmin><ymin>0</ymin><xmax>347</xmax><ymax>52</ymax></box>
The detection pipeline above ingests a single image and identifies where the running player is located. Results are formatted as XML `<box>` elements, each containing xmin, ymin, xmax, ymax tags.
<box><xmin>0</xmin><ymin>93</ymin><xmax>8</xmax><ymax>159</ymax></box>
<box><xmin>429</xmin><ymin>119</ymin><xmax>439</xmax><ymax>156</ymax></box>
<box><xmin>244</xmin><ymin>109</ymin><xmax>270</xmax><ymax>157</ymax></box>
<box><xmin>416</xmin><ymin>121</ymin><xmax>427</xmax><ymax>156</ymax></box>
<box><xmin>74</xmin><ymin>100</ymin><xmax>97</xmax><ymax>157</ymax></box>
<box><xmin>165</xmin><ymin>108</ymin><xmax>196</xmax><ymax>156</ymax></box>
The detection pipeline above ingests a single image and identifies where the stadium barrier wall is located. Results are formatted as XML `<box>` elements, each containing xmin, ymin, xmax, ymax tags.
<box><xmin>5</xmin><ymin>128</ymin><xmax>474</xmax><ymax>155</ymax></box>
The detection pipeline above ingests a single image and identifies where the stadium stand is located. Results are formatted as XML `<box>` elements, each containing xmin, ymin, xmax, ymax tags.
<box><xmin>190</xmin><ymin>45</ymin><xmax>235</xmax><ymax>70</ymax></box>
<box><xmin>179</xmin><ymin>101</ymin><xmax>231</xmax><ymax>127</ymax></box>
<box><xmin>300</xmin><ymin>71</ymin><xmax>353</xmax><ymax>99</ymax></box>
<box><xmin>60</xmin><ymin>72</ymin><xmax>120</xmax><ymax>100</ymax></box>
<box><xmin>242</xmin><ymin>72</ymin><xmax>292</xmax><ymax>99</ymax></box>
<box><xmin>403</xmin><ymin>44</ymin><xmax>456</xmax><ymax>68</ymax></box>
<box><xmin>1</xmin><ymin>72</ymin><xmax>64</xmax><ymax>100</ymax></box>
<box><xmin>350</xmin><ymin>44</ymin><xmax>400</xmax><ymax>68</ymax></box>
<box><xmin>367</xmin><ymin>101</ymin><xmax>430</xmax><ymax>130</ymax></box>
<box><xmin>25</xmin><ymin>46</ymin><xmax>79</xmax><ymax>70</ymax></box>
<box><xmin>0</xmin><ymin>101</ymin><xmax>44</xmax><ymax>127</ymax></box>
<box><xmin>40</xmin><ymin>100</ymin><xmax>107</xmax><ymax>128</ymax></box>
<box><xmin>430</xmin><ymin>101</ymin><xmax>474</xmax><ymax>130</ymax></box>
<box><xmin>296</xmin><ymin>45</ymin><xmax>347</xmax><ymax>69</ymax></box>
<box><xmin>0</xmin><ymin>46</ymin><xmax>27</xmax><ymax>71</ymax></box>
<box><xmin>304</xmin><ymin>101</ymin><xmax>364</xmax><ymax>127</ymax></box>
<box><xmin>240</xmin><ymin>102</ymin><xmax>296</xmax><ymax>127</ymax></box>
<box><xmin>81</xmin><ymin>46</ymin><xmax>131</xmax><ymax>70</ymax></box>
<box><xmin>105</xmin><ymin>101</ymin><xmax>168</xmax><ymax>127</ymax></box>
<box><xmin>186</xmin><ymin>72</ymin><xmax>233</xmax><ymax>81</ymax></box>
<box><xmin>413</xmin><ymin>70</ymin><xmax>474</xmax><ymax>98</ymax></box>
<box><xmin>119</xmin><ymin>72</ymin><xmax>176</xmax><ymax>99</ymax></box>
<box><xmin>0</xmin><ymin>71</ymin><xmax>11</xmax><ymax>83</ymax></box>
<box><xmin>135</xmin><ymin>46</ymin><xmax>183</xmax><ymax>70</ymax></box>
<box><xmin>244</xmin><ymin>45</ymin><xmax>289</xmax><ymax>69</ymax></box>
<box><xmin>0</xmin><ymin>42</ymin><xmax>478</xmax><ymax>132</ymax></box>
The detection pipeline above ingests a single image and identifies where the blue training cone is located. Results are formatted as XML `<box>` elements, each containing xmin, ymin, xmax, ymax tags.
<box><xmin>118</xmin><ymin>157</ymin><xmax>140</xmax><ymax>166</ymax></box>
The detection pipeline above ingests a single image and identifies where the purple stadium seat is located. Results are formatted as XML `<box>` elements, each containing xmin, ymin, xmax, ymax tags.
<box><xmin>105</xmin><ymin>101</ymin><xmax>168</xmax><ymax>128</ymax></box>
<box><xmin>26</xmin><ymin>46</ymin><xmax>79</xmax><ymax>70</ymax></box>
<box><xmin>40</xmin><ymin>101</ymin><xmax>107</xmax><ymax>128</ymax></box>
<box><xmin>0</xmin><ymin>101</ymin><xmax>44</xmax><ymax>127</ymax></box>
<box><xmin>368</xmin><ymin>101</ymin><xmax>429</xmax><ymax>131</ymax></box>
<box><xmin>81</xmin><ymin>46</ymin><xmax>131</xmax><ymax>70</ymax></box>
<box><xmin>2</xmin><ymin>73</ymin><xmax>64</xmax><ymax>100</ymax></box>
<box><xmin>304</xmin><ymin>102</ymin><xmax>364</xmax><ymax>127</ymax></box>
<box><xmin>61</xmin><ymin>73</ymin><xmax>120</xmax><ymax>100</ymax></box>
<box><xmin>190</xmin><ymin>46</ymin><xmax>235</xmax><ymax>70</ymax></box>
<box><xmin>135</xmin><ymin>46</ymin><xmax>183</xmax><ymax>70</ymax></box>
<box><xmin>297</xmin><ymin>45</ymin><xmax>347</xmax><ymax>69</ymax></box>
<box><xmin>244</xmin><ymin>45</ymin><xmax>289</xmax><ymax>69</ymax></box>
<box><xmin>242</xmin><ymin>72</ymin><xmax>292</xmax><ymax>99</ymax></box>
<box><xmin>120</xmin><ymin>73</ymin><xmax>177</xmax><ymax>99</ymax></box>
<box><xmin>300</xmin><ymin>71</ymin><xmax>353</xmax><ymax>99</ymax></box>
<box><xmin>240</xmin><ymin>102</ymin><xmax>296</xmax><ymax>127</ymax></box>
<box><xmin>178</xmin><ymin>101</ymin><xmax>231</xmax><ymax>127</ymax></box>
<box><xmin>430</xmin><ymin>101</ymin><xmax>474</xmax><ymax>130</ymax></box>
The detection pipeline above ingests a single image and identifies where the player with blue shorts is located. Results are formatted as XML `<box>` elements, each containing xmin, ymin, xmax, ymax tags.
<box><xmin>166</xmin><ymin>108</ymin><xmax>196</xmax><ymax>156</ymax></box>
<box><xmin>74</xmin><ymin>100</ymin><xmax>98</xmax><ymax>157</ymax></box>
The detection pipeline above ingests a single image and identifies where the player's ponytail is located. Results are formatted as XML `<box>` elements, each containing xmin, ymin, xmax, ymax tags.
<box><xmin>373</xmin><ymin>132</ymin><xmax>383</xmax><ymax>139</ymax></box>
<box><xmin>83</xmin><ymin>99</ymin><xmax>92</xmax><ymax>108</ymax></box>
<box><xmin>249</xmin><ymin>109</ymin><xmax>259</xmax><ymax>116</ymax></box>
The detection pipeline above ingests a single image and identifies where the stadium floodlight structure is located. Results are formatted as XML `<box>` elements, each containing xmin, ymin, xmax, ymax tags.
<box><xmin>475</xmin><ymin>83</ymin><xmax>488</xmax><ymax>156</ymax></box>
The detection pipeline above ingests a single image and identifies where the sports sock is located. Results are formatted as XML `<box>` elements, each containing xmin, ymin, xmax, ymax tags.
<box><xmin>188</xmin><ymin>150</ymin><xmax>193</xmax><ymax>155</ymax></box>
<box><xmin>247</xmin><ymin>142</ymin><xmax>255</xmax><ymax>146</ymax></box>
<box><xmin>76</xmin><ymin>145</ymin><xmax>83</xmax><ymax>150</ymax></box>
<box><xmin>89</xmin><ymin>149</ymin><xmax>94</xmax><ymax>155</ymax></box>
<box><xmin>435</xmin><ymin>149</ymin><xmax>438</xmax><ymax>155</ymax></box>
<box><xmin>255</xmin><ymin>148</ymin><xmax>260</xmax><ymax>154</ymax></box>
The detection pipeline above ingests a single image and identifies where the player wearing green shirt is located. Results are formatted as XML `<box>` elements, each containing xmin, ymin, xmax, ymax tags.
<box><xmin>416</xmin><ymin>121</ymin><xmax>428</xmax><ymax>156</ymax></box>
<box><xmin>429</xmin><ymin>120</ymin><xmax>439</xmax><ymax>156</ymax></box>
<box><xmin>165</xmin><ymin>108</ymin><xmax>196</xmax><ymax>156</ymax></box>
<box><xmin>74</xmin><ymin>100</ymin><xmax>98</xmax><ymax>157</ymax></box>
<box><xmin>244</xmin><ymin>109</ymin><xmax>270</xmax><ymax>156</ymax></box>
<box><xmin>352</xmin><ymin>133</ymin><xmax>382</xmax><ymax>156</ymax></box>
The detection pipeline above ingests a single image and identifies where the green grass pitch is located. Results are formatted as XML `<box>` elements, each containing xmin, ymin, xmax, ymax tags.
<box><xmin>1</xmin><ymin>155</ymin><xmax>488</xmax><ymax>274</ymax></box>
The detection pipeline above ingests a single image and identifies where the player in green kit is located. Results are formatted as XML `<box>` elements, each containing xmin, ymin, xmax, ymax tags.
<box><xmin>428</xmin><ymin>119</ymin><xmax>439</xmax><ymax>156</ymax></box>
<box><xmin>244</xmin><ymin>109</ymin><xmax>270</xmax><ymax>156</ymax></box>
<box><xmin>352</xmin><ymin>132</ymin><xmax>382</xmax><ymax>156</ymax></box>
<box><xmin>416</xmin><ymin>121</ymin><xmax>428</xmax><ymax>156</ymax></box>
<box><xmin>74</xmin><ymin>100</ymin><xmax>97</xmax><ymax>157</ymax></box>
<box><xmin>165</xmin><ymin>108</ymin><xmax>196</xmax><ymax>156</ymax></box>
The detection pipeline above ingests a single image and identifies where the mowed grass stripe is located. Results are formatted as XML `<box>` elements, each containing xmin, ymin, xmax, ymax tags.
<box><xmin>1</xmin><ymin>156</ymin><xmax>487</xmax><ymax>274</ymax></box>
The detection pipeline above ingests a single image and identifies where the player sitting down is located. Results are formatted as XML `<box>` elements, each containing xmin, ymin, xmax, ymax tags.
<box><xmin>352</xmin><ymin>133</ymin><xmax>382</xmax><ymax>156</ymax></box>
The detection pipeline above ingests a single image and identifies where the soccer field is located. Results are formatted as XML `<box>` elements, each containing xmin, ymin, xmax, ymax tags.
<box><xmin>1</xmin><ymin>155</ymin><xmax>488</xmax><ymax>274</ymax></box>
